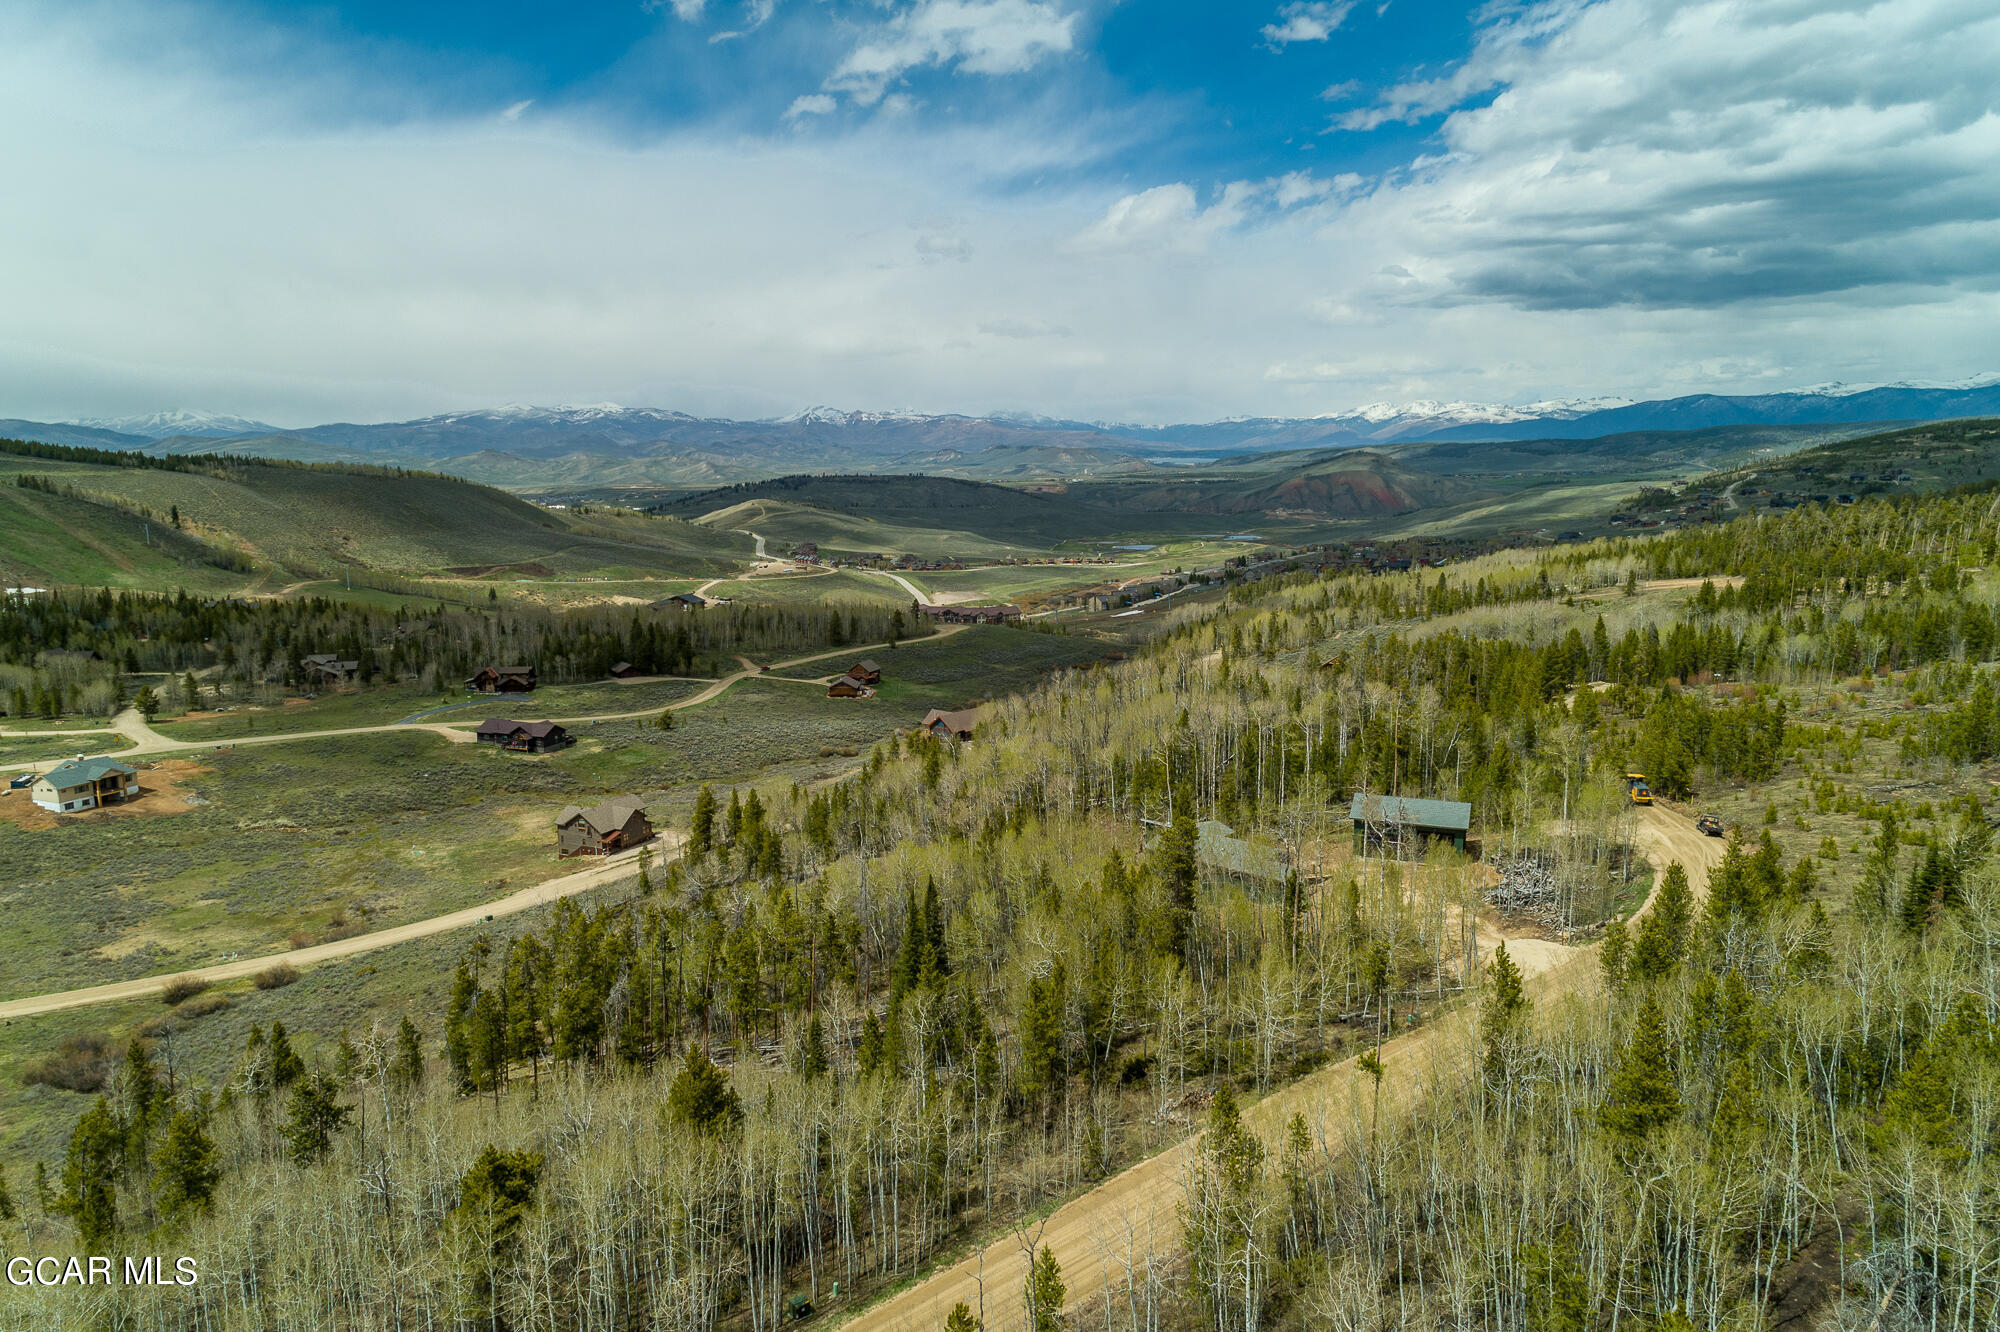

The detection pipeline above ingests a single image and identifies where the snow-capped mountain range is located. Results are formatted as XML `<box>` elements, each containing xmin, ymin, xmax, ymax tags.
<box><xmin>14</xmin><ymin>374</ymin><xmax>1997</xmax><ymax>469</ymax></box>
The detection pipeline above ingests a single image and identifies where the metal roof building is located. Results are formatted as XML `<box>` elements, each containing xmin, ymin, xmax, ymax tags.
<box><xmin>1348</xmin><ymin>793</ymin><xmax>1473</xmax><ymax>856</ymax></box>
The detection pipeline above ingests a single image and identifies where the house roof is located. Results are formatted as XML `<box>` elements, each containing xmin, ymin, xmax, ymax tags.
<box><xmin>855</xmin><ymin>659</ymin><xmax>881</xmax><ymax>673</ymax></box>
<box><xmin>1346</xmin><ymin>793</ymin><xmax>1472</xmax><ymax>832</ymax></box>
<box><xmin>1195</xmin><ymin>819</ymin><xmax>1286</xmax><ymax>880</ymax></box>
<box><xmin>555</xmin><ymin>795</ymin><xmax>651</xmax><ymax>835</ymax></box>
<box><xmin>609</xmin><ymin>661</ymin><xmax>634</xmax><ymax>672</ymax></box>
<box><xmin>480</xmin><ymin>719</ymin><xmax>566</xmax><ymax>738</ymax></box>
<box><xmin>922</xmin><ymin>707</ymin><xmax>980</xmax><ymax>735</ymax></box>
<box><xmin>39</xmin><ymin>757</ymin><xmax>138</xmax><ymax>788</ymax></box>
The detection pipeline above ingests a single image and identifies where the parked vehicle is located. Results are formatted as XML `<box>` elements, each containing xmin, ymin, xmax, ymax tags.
<box><xmin>1696</xmin><ymin>814</ymin><xmax>1725</xmax><ymax>837</ymax></box>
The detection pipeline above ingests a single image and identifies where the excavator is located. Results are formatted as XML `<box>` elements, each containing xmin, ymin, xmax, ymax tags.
<box><xmin>1624</xmin><ymin>772</ymin><xmax>1655</xmax><ymax>806</ymax></box>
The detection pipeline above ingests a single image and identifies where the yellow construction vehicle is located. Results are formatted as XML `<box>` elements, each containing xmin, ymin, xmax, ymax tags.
<box><xmin>1624</xmin><ymin>772</ymin><xmax>1654</xmax><ymax>805</ymax></box>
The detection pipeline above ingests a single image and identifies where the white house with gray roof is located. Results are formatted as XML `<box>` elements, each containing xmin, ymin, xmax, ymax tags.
<box><xmin>31</xmin><ymin>757</ymin><xmax>140</xmax><ymax>813</ymax></box>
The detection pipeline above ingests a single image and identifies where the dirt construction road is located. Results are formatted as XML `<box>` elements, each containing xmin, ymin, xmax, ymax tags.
<box><xmin>843</xmin><ymin>804</ymin><xmax>1722</xmax><ymax>1332</ymax></box>
<box><xmin>0</xmin><ymin>833</ymin><xmax>686</xmax><ymax>1022</ymax></box>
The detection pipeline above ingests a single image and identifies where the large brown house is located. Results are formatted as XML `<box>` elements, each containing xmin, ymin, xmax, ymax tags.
<box><xmin>466</xmin><ymin>665</ymin><xmax>537</xmax><ymax>694</ymax></box>
<box><xmin>921</xmin><ymin>707</ymin><xmax>979</xmax><ymax>741</ymax></box>
<box><xmin>300</xmin><ymin>653</ymin><xmax>361</xmax><ymax>687</ymax></box>
<box><xmin>474</xmin><ymin>719</ymin><xmax>573</xmax><ymax>753</ymax></box>
<box><xmin>554</xmin><ymin>797</ymin><xmax>654</xmax><ymax>857</ymax></box>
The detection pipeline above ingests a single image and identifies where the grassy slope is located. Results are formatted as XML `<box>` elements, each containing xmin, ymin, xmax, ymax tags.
<box><xmin>1702</xmin><ymin>416</ymin><xmax>2000</xmax><ymax>494</ymax></box>
<box><xmin>0</xmin><ymin>453</ymin><xmax>750</xmax><ymax>580</ymax></box>
<box><xmin>0</xmin><ymin>482</ymin><xmax>248</xmax><ymax>592</ymax></box>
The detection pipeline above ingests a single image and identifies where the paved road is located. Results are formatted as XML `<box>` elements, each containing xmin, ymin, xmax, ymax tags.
<box><xmin>842</xmin><ymin>804</ymin><xmax>1722</xmax><ymax>1332</ymax></box>
<box><xmin>0</xmin><ymin>835</ymin><xmax>686</xmax><ymax>1020</ymax></box>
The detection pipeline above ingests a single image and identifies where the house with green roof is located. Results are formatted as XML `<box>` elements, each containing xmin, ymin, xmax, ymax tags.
<box><xmin>1348</xmin><ymin>793</ymin><xmax>1472</xmax><ymax>857</ymax></box>
<box><xmin>31</xmin><ymin>757</ymin><xmax>141</xmax><ymax>814</ymax></box>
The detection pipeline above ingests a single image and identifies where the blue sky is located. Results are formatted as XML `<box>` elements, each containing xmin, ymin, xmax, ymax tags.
<box><xmin>3</xmin><ymin>0</ymin><xmax>1997</xmax><ymax>425</ymax></box>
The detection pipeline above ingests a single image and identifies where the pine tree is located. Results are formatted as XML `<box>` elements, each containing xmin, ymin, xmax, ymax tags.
<box><xmin>1629</xmin><ymin>863</ymin><xmax>1694</xmax><ymax>981</ymax></box>
<box><xmin>857</xmin><ymin>1010</ymin><xmax>888</xmax><ymax>1078</ymax></box>
<box><xmin>797</xmin><ymin>1012</ymin><xmax>829</xmax><ymax>1080</ymax></box>
<box><xmin>452</xmin><ymin>1146</ymin><xmax>544</xmax><ymax>1255</ymax></box>
<box><xmin>1900</xmin><ymin>841</ymin><xmax>1948</xmax><ymax>933</ymax></box>
<box><xmin>1026</xmin><ymin>1244</ymin><xmax>1067</xmax><ymax>1332</ymax></box>
<box><xmin>394</xmin><ymin>1016</ymin><xmax>426</xmax><ymax>1088</ymax></box>
<box><xmin>1482</xmin><ymin>941</ymin><xmax>1531</xmax><ymax>1089</ymax></box>
<box><xmin>944</xmin><ymin>1301</ymin><xmax>981</xmax><ymax>1332</ymax></box>
<box><xmin>1157</xmin><ymin>809</ymin><xmax>1199</xmax><ymax>958</ymax></box>
<box><xmin>667</xmin><ymin>1046</ymin><xmax>742</xmax><ymax>1134</ymax></box>
<box><xmin>690</xmin><ymin>785</ymin><xmax>717</xmax><ymax>858</ymax></box>
<box><xmin>57</xmin><ymin>1097</ymin><xmax>122</xmax><ymax>1249</ymax></box>
<box><xmin>152</xmin><ymin>1110</ymin><xmax>221</xmax><ymax>1226</ymax></box>
<box><xmin>1599</xmin><ymin>998</ymin><xmax>1681</xmax><ymax>1141</ymax></box>
<box><xmin>118</xmin><ymin>1036</ymin><xmax>162</xmax><ymax>1177</ymax></box>
<box><xmin>266</xmin><ymin>1020</ymin><xmax>305</xmax><ymax>1093</ymax></box>
<box><xmin>1018</xmin><ymin>964</ymin><xmax>1067</xmax><ymax>1119</ymax></box>
<box><xmin>282</xmin><ymin>1070</ymin><xmax>353</xmax><ymax>1167</ymax></box>
<box><xmin>1600</xmin><ymin>917</ymin><xmax>1630</xmax><ymax>992</ymax></box>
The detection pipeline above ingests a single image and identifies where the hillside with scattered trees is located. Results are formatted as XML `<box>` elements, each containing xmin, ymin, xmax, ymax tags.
<box><xmin>7</xmin><ymin>484</ymin><xmax>2000</xmax><ymax>1330</ymax></box>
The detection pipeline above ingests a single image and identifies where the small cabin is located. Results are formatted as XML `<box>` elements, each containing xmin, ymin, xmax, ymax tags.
<box><xmin>654</xmin><ymin>593</ymin><xmax>707</xmax><ymax>612</ymax></box>
<box><xmin>32</xmin><ymin>757</ymin><xmax>140</xmax><ymax>813</ymax></box>
<box><xmin>847</xmin><ymin>659</ymin><xmax>883</xmax><ymax>685</ymax></box>
<box><xmin>555</xmin><ymin>797</ymin><xmax>654</xmax><ymax>857</ymax></box>
<box><xmin>828</xmin><ymin>673</ymin><xmax>871</xmax><ymax>699</ymax></box>
<box><xmin>608</xmin><ymin>662</ymin><xmax>643</xmax><ymax>679</ymax></box>
<box><xmin>474</xmin><ymin>719</ymin><xmax>573</xmax><ymax>753</ymax></box>
<box><xmin>1348</xmin><ymin>793</ymin><xmax>1472</xmax><ymax>857</ymax></box>
<box><xmin>466</xmin><ymin>665</ymin><xmax>537</xmax><ymax>694</ymax></box>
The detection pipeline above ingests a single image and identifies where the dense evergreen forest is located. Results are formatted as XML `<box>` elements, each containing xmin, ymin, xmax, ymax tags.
<box><xmin>0</xmin><ymin>589</ymin><xmax>929</xmax><ymax>718</ymax></box>
<box><xmin>9</xmin><ymin>486</ymin><xmax>2000</xmax><ymax>1330</ymax></box>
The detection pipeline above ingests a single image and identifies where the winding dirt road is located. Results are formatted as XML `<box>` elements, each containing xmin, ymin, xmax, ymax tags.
<box><xmin>842</xmin><ymin>804</ymin><xmax>1722</xmax><ymax>1332</ymax></box>
<box><xmin>0</xmin><ymin>631</ymin><xmax>963</xmax><ymax>774</ymax></box>
<box><xmin>0</xmin><ymin>629</ymin><xmax>969</xmax><ymax>1019</ymax></box>
<box><xmin>0</xmin><ymin>835</ymin><xmax>686</xmax><ymax>1022</ymax></box>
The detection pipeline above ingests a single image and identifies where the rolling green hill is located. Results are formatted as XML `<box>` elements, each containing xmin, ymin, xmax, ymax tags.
<box><xmin>0</xmin><ymin>440</ymin><xmax>749</xmax><ymax>584</ymax></box>
<box><xmin>1699</xmin><ymin>416</ymin><xmax>2000</xmax><ymax>496</ymax></box>
<box><xmin>0</xmin><ymin>479</ymin><xmax>252</xmax><ymax>592</ymax></box>
<box><xmin>668</xmin><ymin>474</ymin><xmax>1181</xmax><ymax>550</ymax></box>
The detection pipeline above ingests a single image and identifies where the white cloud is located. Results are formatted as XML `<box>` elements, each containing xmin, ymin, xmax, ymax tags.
<box><xmin>500</xmin><ymin>99</ymin><xmax>533</xmax><ymax>122</ymax></box>
<box><xmin>785</xmin><ymin>92</ymin><xmax>836</xmax><ymax>119</ymax></box>
<box><xmin>825</xmin><ymin>0</ymin><xmax>1077</xmax><ymax>106</ymax></box>
<box><xmin>1262</xmin><ymin>2</ymin><xmax>1353</xmax><ymax>50</ymax></box>
<box><xmin>1</xmin><ymin>0</ymin><xmax>1997</xmax><ymax>427</ymax></box>
<box><xmin>1335</xmin><ymin>0</ymin><xmax>2000</xmax><ymax>310</ymax></box>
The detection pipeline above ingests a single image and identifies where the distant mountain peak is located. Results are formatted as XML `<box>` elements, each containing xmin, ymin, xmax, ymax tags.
<box><xmin>68</xmin><ymin>409</ymin><xmax>278</xmax><ymax>439</ymax></box>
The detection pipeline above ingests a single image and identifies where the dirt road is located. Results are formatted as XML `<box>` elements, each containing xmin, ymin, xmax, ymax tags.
<box><xmin>0</xmin><ymin>834</ymin><xmax>685</xmax><ymax>1021</ymax></box>
<box><xmin>0</xmin><ymin>629</ymin><xmax>966</xmax><ymax>774</ymax></box>
<box><xmin>844</xmin><ymin>804</ymin><xmax>1720</xmax><ymax>1332</ymax></box>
